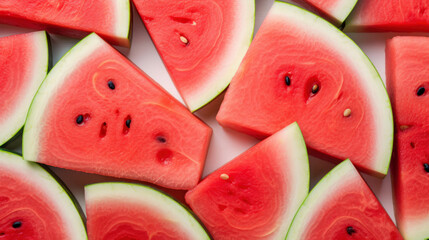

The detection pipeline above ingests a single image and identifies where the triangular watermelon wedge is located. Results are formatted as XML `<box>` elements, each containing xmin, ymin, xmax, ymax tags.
<box><xmin>0</xmin><ymin>0</ymin><xmax>131</xmax><ymax>47</ymax></box>
<box><xmin>286</xmin><ymin>160</ymin><xmax>403</xmax><ymax>240</ymax></box>
<box><xmin>217</xmin><ymin>1</ymin><xmax>393</xmax><ymax>177</ymax></box>
<box><xmin>0</xmin><ymin>150</ymin><xmax>87</xmax><ymax>239</ymax></box>
<box><xmin>185</xmin><ymin>122</ymin><xmax>309</xmax><ymax>239</ymax></box>
<box><xmin>386</xmin><ymin>36</ymin><xmax>429</xmax><ymax>240</ymax></box>
<box><xmin>132</xmin><ymin>0</ymin><xmax>255</xmax><ymax>111</ymax></box>
<box><xmin>23</xmin><ymin>33</ymin><xmax>212</xmax><ymax>190</ymax></box>
<box><xmin>291</xmin><ymin>0</ymin><xmax>358</xmax><ymax>24</ymax></box>
<box><xmin>85</xmin><ymin>182</ymin><xmax>210</xmax><ymax>239</ymax></box>
<box><xmin>0</xmin><ymin>31</ymin><xmax>49</xmax><ymax>146</ymax></box>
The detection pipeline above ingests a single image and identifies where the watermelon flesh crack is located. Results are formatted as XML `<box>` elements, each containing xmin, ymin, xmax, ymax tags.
<box><xmin>286</xmin><ymin>160</ymin><xmax>403</xmax><ymax>240</ymax></box>
<box><xmin>0</xmin><ymin>0</ymin><xmax>131</xmax><ymax>47</ymax></box>
<box><xmin>133</xmin><ymin>0</ymin><xmax>255</xmax><ymax>111</ymax></box>
<box><xmin>386</xmin><ymin>36</ymin><xmax>429</xmax><ymax>240</ymax></box>
<box><xmin>0</xmin><ymin>31</ymin><xmax>49</xmax><ymax>147</ymax></box>
<box><xmin>344</xmin><ymin>0</ymin><xmax>429</xmax><ymax>32</ymax></box>
<box><xmin>23</xmin><ymin>33</ymin><xmax>212</xmax><ymax>190</ymax></box>
<box><xmin>186</xmin><ymin>122</ymin><xmax>309</xmax><ymax>239</ymax></box>
<box><xmin>216</xmin><ymin>1</ymin><xmax>393</xmax><ymax>177</ymax></box>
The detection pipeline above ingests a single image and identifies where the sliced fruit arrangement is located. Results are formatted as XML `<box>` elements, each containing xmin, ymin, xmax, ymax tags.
<box><xmin>85</xmin><ymin>182</ymin><xmax>210</xmax><ymax>239</ymax></box>
<box><xmin>0</xmin><ymin>31</ymin><xmax>49</xmax><ymax>147</ymax></box>
<box><xmin>0</xmin><ymin>0</ymin><xmax>131</xmax><ymax>47</ymax></box>
<box><xmin>291</xmin><ymin>0</ymin><xmax>357</xmax><ymax>24</ymax></box>
<box><xmin>133</xmin><ymin>0</ymin><xmax>255</xmax><ymax>111</ymax></box>
<box><xmin>286</xmin><ymin>160</ymin><xmax>403</xmax><ymax>240</ymax></box>
<box><xmin>186</xmin><ymin>122</ymin><xmax>309</xmax><ymax>239</ymax></box>
<box><xmin>344</xmin><ymin>0</ymin><xmax>429</xmax><ymax>32</ymax></box>
<box><xmin>23</xmin><ymin>33</ymin><xmax>212</xmax><ymax>190</ymax></box>
<box><xmin>217</xmin><ymin>1</ymin><xmax>393</xmax><ymax>177</ymax></box>
<box><xmin>0</xmin><ymin>150</ymin><xmax>87</xmax><ymax>239</ymax></box>
<box><xmin>386</xmin><ymin>36</ymin><xmax>429</xmax><ymax>240</ymax></box>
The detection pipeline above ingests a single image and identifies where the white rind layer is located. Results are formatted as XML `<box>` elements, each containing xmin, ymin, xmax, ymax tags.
<box><xmin>0</xmin><ymin>150</ymin><xmax>87</xmax><ymax>239</ymax></box>
<box><xmin>400</xmin><ymin>217</ymin><xmax>429</xmax><ymax>240</ymax></box>
<box><xmin>85</xmin><ymin>182</ymin><xmax>210</xmax><ymax>239</ymax></box>
<box><xmin>286</xmin><ymin>160</ymin><xmax>356</xmax><ymax>239</ymax></box>
<box><xmin>23</xmin><ymin>33</ymin><xmax>104</xmax><ymax>162</ymax></box>
<box><xmin>272</xmin><ymin>2</ymin><xmax>393</xmax><ymax>176</ymax></box>
<box><xmin>186</xmin><ymin>0</ymin><xmax>255</xmax><ymax>111</ymax></box>
<box><xmin>112</xmin><ymin>0</ymin><xmax>131</xmax><ymax>45</ymax></box>
<box><xmin>269</xmin><ymin>122</ymin><xmax>310</xmax><ymax>239</ymax></box>
<box><xmin>329</xmin><ymin>0</ymin><xmax>358</xmax><ymax>23</ymax></box>
<box><xmin>0</xmin><ymin>31</ymin><xmax>48</xmax><ymax>146</ymax></box>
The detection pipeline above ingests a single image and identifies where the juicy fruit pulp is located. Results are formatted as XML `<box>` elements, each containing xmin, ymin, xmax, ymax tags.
<box><xmin>0</xmin><ymin>150</ymin><xmax>87</xmax><ymax>239</ymax></box>
<box><xmin>23</xmin><ymin>33</ymin><xmax>212</xmax><ymax>190</ymax></box>
<box><xmin>386</xmin><ymin>36</ymin><xmax>429</xmax><ymax>240</ymax></box>
<box><xmin>85</xmin><ymin>182</ymin><xmax>209</xmax><ymax>240</ymax></box>
<box><xmin>293</xmin><ymin>0</ymin><xmax>357</xmax><ymax>24</ymax></box>
<box><xmin>133</xmin><ymin>0</ymin><xmax>255</xmax><ymax>111</ymax></box>
<box><xmin>217</xmin><ymin>1</ymin><xmax>393</xmax><ymax>177</ymax></box>
<box><xmin>286</xmin><ymin>160</ymin><xmax>403</xmax><ymax>240</ymax></box>
<box><xmin>186</xmin><ymin>123</ymin><xmax>309</xmax><ymax>239</ymax></box>
<box><xmin>0</xmin><ymin>0</ymin><xmax>131</xmax><ymax>46</ymax></box>
<box><xmin>0</xmin><ymin>31</ymin><xmax>48</xmax><ymax>146</ymax></box>
<box><xmin>345</xmin><ymin>0</ymin><xmax>429</xmax><ymax>32</ymax></box>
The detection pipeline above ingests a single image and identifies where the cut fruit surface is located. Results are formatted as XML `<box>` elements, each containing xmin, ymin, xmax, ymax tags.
<box><xmin>0</xmin><ymin>150</ymin><xmax>87</xmax><ymax>240</ymax></box>
<box><xmin>133</xmin><ymin>0</ymin><xmax>255</xmax><ymax>111</ymax></box>
<box><xmin>286</xmin><ymin>160</ymin><xmax>403</xmax><ymax>240</ymax></box>
<box><xmin>344</xmin><ymin>0</ymin><xmax>429</xmax><ymax>32</ymax></box>
<box><xmin>186</xmin><ymin>122</ymin><xmax>309</xmax><ymax>239</ymax></box>
<box><xmin>291</xmin><ymin>0</ymin><xmax>357</xmax><ymax>23</ymax></box>
<box><xmin>217</xmin><ymin>1</ymin><xmax>393</xmax><ymax>177</ymax></box>
<box><xmin>0</xmin><ymin>0</ymin><xmax>130</xmax><ymax>46</ymax></box>
<box><xmin>0</xmin><ymin>31</ymin><xmax>49</xmax><ymax>146</ymax></box>
<box><xmin>23</xmin><ymin>33</ymin><xmax>212</xmax><ymax>190</ymax></box>
<box><xmin>85</xmin><ymin>182</ymin><xmax>209</xmax><ymax>240</ymax></box>
<box><xmin>386</xmin><ymin>36</ymin><xmax>429</xmax><ymax>240</ymax></box>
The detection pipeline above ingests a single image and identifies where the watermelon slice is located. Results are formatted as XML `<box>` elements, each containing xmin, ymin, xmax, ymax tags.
<box><xmin>185</xmin><ymin>122</ymin><xmax>309</xmax><ymax>239</ymax></box>
<box><xmin>0</xmin><ymin>150</ymin><xmax>87</xmax><ymax>239</ymax></box>
<box><xmin>85</xmin><ymin>182</ymin><xmax>209</xmax><ymax>239</ymax></box>
<box><xmin>344</xmin><ymin>0</ymin><xmax>429</xmax><ymax>32</ymax></box>
<box><xmin>291</xmin><ymin>0</ymin><xmax>358</xmax><ymax>24</ymax></box>
<box><xmin>133</xmin><ymin>0</ymin><xmax>255</xmax><ymax>111</ymax></box>
<box><xmin>286</xmin><ymin>160</ymin><xmax>403</xmax><ymax>240</ymax></box>
<box><xmin>22</xmin><ymin>33</ymin><xmax>212</xmax><ymax>190</ymax></box>
<box><xmin>0</xmin><ymin>0</ymin><xmax>131</xmax><ymax>47</ymax></box>
<box><xmin>216</xmin><ymin>1</ymin><xmax>393</xmax><ymax>177</ymax></box>
<box><xmin>386</xmin><ymin>36</ymin><xmax>429</xmax><ymax>240</ymax></box>
<box><xmin>0</xmin><ymin>31</ymin><xmax>49</xmax><ymax>147</ymax></box>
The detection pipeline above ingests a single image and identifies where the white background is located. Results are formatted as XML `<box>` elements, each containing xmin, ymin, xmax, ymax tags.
<box><xmin>2</xmin><ymin>0</ymin><xmax>417</xmax><ymax>224</ymax></box>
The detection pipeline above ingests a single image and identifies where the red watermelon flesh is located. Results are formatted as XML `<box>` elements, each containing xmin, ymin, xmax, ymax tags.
<box><xmin>291</xmin><ymin>0</ymin><xmax>358</xmax><ymax>24</ymax></box>
<box><xmin>286</xmin><ymin>160</ymin><xmax>403</xmax><ymax>240</ymax></box>
<box><xmin>85</xmin><ymin>182</ymin><xmax>209</xmax><ymax>240</ymax></box>
<box><xmin>386</xmin><ymin>36</ymin><xmax>429</xmax><ymax>240</ymax></box>
<box><xmin>344</xmin><ymin>0</ymin><xmax>429</xmax><ymax>32</ymax></box>
<box><xmin>0</xmin><ymin>150</ymin><xmax>87</xmax><ymax>239</ymax></box>
<box><xmin>133</xmin><ymin>0</ymin><xmax>254</xmax><ymax>111</ymax></box>
<box><xmin>0</xmin><ymin>31</ymin><xmax>48</xmax><ymax>146</ymax></box>
<box><xmin>0</xmin><ymin>0</ymin><xmax>130</xmax><ymax>47</ymax></box>
<box><xmin>23</xmin><ymin>33</ymin><xmax>212</xmax><ymax>190</ymax></box>
<box><xmin>217</xmin><ymin>1</ymin><xmax>393</xmax><ymax>177</ymax></box>
<box><xmin>185</xmin><ymin>122</ymin><xmax>309</xmax><ymax>239</ymax></box>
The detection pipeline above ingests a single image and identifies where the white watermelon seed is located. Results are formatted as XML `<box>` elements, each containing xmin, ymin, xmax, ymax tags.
<box><xmin>180</xmin><ymin>36</ymin><xmax>188</xmax><ymax>44</ymax></box>
<box><xmin>343</xmin><ymin>109</ymin><xmax>351</xmax><ymax>117</ymax></box>
<box><xmin>400</xmin><ymin>125</ymin><xmax>410</xmax><ymax>131</ymax></box>
<box><xmin>220</xmin><ymin>173</ymin><xmax>229</xmax><ymax>180</ymax></box>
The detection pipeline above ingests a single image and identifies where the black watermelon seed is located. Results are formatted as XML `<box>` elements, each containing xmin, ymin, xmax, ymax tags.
<box><xmin>126</xmin><ymin>119</ymin><xmax>131</xmax><ymax>128</ymax></box>
<box><xmin>76</xmin><ymin>115</ymin><xmax>84</xmax><ymax>124</ymax></box>
<box><xmin>108</xmin><ymin>81</ymin><xmax>115</xmax><ymax>90</ymax></box>
<box><xmin>12</xmin><ymin>221</ymin><xmax>21</xmax><ymax>228</ymax></box>
<box><xmin>424</xmin><ymin>163</ymin><xmax>429</xmax><ymax>173</ymax></box>
<box><xmin>346</xmin><ymin>226</ymin><xmax>356</xmax><ymax>235</ymax></box>
<box><xmin>285</xmin><ymin>76</ymin><xmax>291</xmax><ymax>86</ymax></box>
<box><xmin>417</xmin><ymin>87</ymin><xmax>425</xmax><ymax>96</ymax></box>
<box><xmin>311</xmin><ymin>84</ymin><xmax>319</xmax><ymax>94</ymax></box>
<box><xmin>156</xmin><ymin>136</ymin><xmax>166</xmax><ymax>143</ymax></box>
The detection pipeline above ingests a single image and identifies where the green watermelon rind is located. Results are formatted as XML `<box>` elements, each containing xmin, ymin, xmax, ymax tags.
<box><xmin>274</xmin><ymin>2</ymin><xmax>393</xmax><ymax>176</ymax></box>
<box><xmin>115</xmin><ymin>0</ymin><xmax>132</xmax><ymax>47</ymax></box>
<box><xmin>0</xmin><ymin>149</ymin><xmax>87</xmax><ymax>239</ymax></box>
<box><xmin>85</xmin><ymin>182</ymin><xmax>210</xmax><ymax>239</ymax></box>
<box><xmin>285</xmin><ymin>159</ymin><xmax>356</xmax><ymax>239</ymax></box>
<box><xmin>0</xmin><ymin>31</ymin><xmax>49</xmax><ymax>147</ymax></box>
<box><xmin>329</xmin><ymin>0</ymin><xmax>358</xmax><ymax>24</ymax></box>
